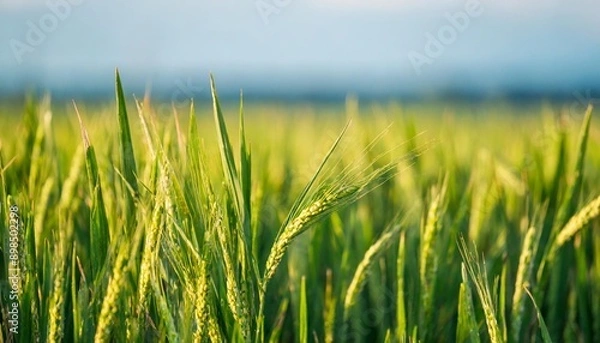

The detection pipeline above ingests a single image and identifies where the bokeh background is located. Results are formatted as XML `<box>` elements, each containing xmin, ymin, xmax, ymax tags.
<box><xmin>1</xmin><ymin>0</ymin><xmax>599</xmax><ymax>101</ymax></box>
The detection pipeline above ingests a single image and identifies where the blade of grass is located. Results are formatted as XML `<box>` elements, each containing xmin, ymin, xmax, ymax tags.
<box><xmin>268</xmin><ymin>298</ymin><xmax>290</xmax><ymax>343</ymax></box>
<box><xmin>73</xmin><ymin>102</ymin><xmax>109</xmax><ymax>278</ymax></box>
<box><xmin>115</xmin><ymin>69</ymin><xmax>139</xmax><ymax>225</ymax></box>
<box><xmin>209</xmin><ymin>75</ymin><xmax>245</xmax><ymax>227</ymax></box>
<box><xmin>524</xmin><ymin>287</ymin><xmax>552</xmax><ymax>343</ymax></box>
<box><xmin>396</xmin><ymin>232</ymin><xmax>407</xmax><ymax>341</ymax></box>
<box><xmin>299</xmin><ymin>276</ymin><xmax>308</xmax><ymax>343</ymax></box>
<box><xmin>457</xmin><ymin>263</ymin><xmax>481</xmax><ymax>343</ymax></box>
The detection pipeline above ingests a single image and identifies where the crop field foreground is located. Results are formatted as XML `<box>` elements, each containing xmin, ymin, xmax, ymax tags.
<box><xmin>1</xmin><ymin>72</ymin><xmax>600</xmax><ymax>343</ymax></box>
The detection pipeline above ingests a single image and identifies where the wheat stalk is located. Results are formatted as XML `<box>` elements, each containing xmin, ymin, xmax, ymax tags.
<box><xmin>419</xmin><ymin>182</ymin><xmax>446</xmax><ymax>331</ymax></box>
<box><xmin>207</xmin><ymin>307</ymin><xmax>224</xmax><ymax>343</ymax></box>
<box><xmin>343</xmin><ymin>223</ymin><xmax>402</xmax><ymax>319</ymax></box>
<box><xmin>212</xmin><ymin>201</ymin><xmax>251</xmax><ymax>341</ymax></box>
<box><xmin>264</xmin><ymin>185</ymin><xmax>360</xmax><ymax>285</ymax></box>
<box><xmin>137</xmin><ymin>163</ymin><xmax>169</xmax><ymax>316</ymax></box>
<box><xmin>58</xmin><ymin>145</ymin><xmax>84</xmax><ymax>211</ymax></box>
<box><xmin>94</xmin><ymin>248</ymin><xmax>129</xmax><ymax>342</ymax></box>
<box><xmin>47</xmin><ymin>254</ymin><xmax>66</xmax><ymax>343</ymax></box>
<box><xmin>137</xmin><ymin>203</ymin><xmax>163</xmax><ymax>315</ymax></box>
<box><xmin>151</xmin><ymin>275</ymin><xmax>179</xmax><ymax>342</ymax></box>
<box><xmin>192</xmin><ymin>259</ymin><xmax>210</xmax><ymax>340</ymax></box>
<box><xmin>552</xmin><ymin>194</ymin><xmax>600</xmax><ymax>255</ymax></box>
<box><xmin>459</xmin><ymin>238</ymin><xmax>502</xmax><ymax>343</ymax></box>
<box><xmin>511</xmin><ymin>226</ymin><xmax>539</xmax><ymax>341</ymax></box>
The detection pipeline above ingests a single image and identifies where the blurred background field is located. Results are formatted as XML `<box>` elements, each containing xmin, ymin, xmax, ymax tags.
<box><xmin>1</xmin><ymin>90</ymin><xmax>600</xmax><ymax>341</ymax></box>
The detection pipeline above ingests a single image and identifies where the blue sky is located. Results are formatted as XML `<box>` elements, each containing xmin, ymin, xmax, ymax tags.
<box><xmin>1</xmin><ymin>0</ymin><xmax>599</xmax><ymax>98</ymax></box>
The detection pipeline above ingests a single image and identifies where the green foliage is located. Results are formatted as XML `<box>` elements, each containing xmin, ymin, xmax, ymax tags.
<box><xmin>0</xmin><ymin>75</ymin><xmax>599</xmax><ymax>342</ymax></box>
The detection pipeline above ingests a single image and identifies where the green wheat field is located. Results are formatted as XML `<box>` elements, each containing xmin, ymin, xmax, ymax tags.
<box><xmin>1</xmin><ymin>72</ymin><xmax>599</xmax><ymax>342</ymax></box>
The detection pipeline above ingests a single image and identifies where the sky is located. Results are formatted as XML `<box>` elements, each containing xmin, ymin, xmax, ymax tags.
<box><xmin>1</xmin><ymin>0</ymin><xmax>599</xmax><ymax>99</ymax></box>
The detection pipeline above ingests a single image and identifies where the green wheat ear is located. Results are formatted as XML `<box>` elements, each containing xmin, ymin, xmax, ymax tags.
<box><xmin>551</xmin><ymin>194</ymin><xmax>600</xmax><ymax>257</ymax></box>
<box><xmin>261</xmin><ymin>122</ymin><xmax>350</xmax><ymax>289</ymax></box>
<box><xmin>343</xmin><ymin>221</ymin><xmax>402</xmax><ymax>320</ymax></box>
<box><xmin>543</xmin><ymin>105</ymin><xmax>595</xmax><ymax>268</ymax></box>
<box><xmin>419</xmin><ymin>178</ymin><xmax>447</xmax><ymax>334</ymax></box>
<box><xmin>458</xmin><ymin>237</ymin><xmax>502</xmax><ymax>343</ymax></box>
<box><xmin>511</xmin><ymin>225</ymin><xmax>541</xmax><ymax>341</ymax></box>
<box><xmin>4</xmin><ymin>73</ymin><xmax>600</xmax><ymax>342</ymax></box>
